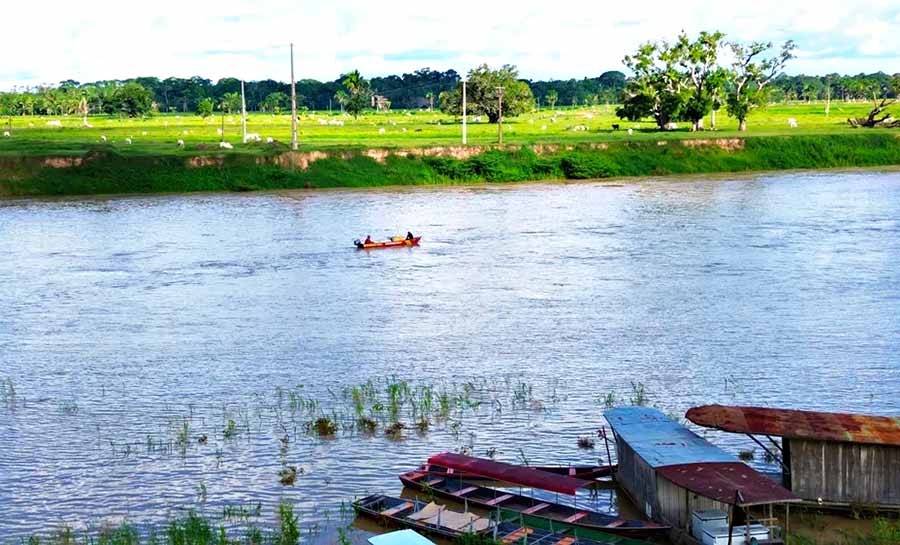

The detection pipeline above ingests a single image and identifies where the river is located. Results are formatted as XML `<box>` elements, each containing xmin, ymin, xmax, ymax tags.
<box><xmin>1</xmin><ymin>169</ymin><xmax>899</xmax><ymax>540</ymax></box>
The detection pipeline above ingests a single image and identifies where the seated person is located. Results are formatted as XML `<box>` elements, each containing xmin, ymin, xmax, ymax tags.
<box><xmin>364</xmin><ymin>235</ymin><xmax>373</xmax><ymax>244</ymax></box>
<box><xmin>406</xmin><ymin>231</ymin><xmax>414</xmax><ymax>240</ymax></box>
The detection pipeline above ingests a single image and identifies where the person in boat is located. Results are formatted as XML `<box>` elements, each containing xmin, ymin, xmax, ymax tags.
<box><xmin>406</xmin><ymin>231</ymin><xmax>414</xmax><ymax>241</ymax></box>
<box><xmin>364</xmin><ymin>235</ymin><xmax>373</xmax><ymax>244</ymax></box>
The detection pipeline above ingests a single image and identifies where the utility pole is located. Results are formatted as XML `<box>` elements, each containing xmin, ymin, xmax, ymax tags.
<box><xmin>240</xmin><ymin>80</ymin><xmax>247</xmax><ymax>143</ymax></box>
<box><xmin>462</xmin><ymin>79</ymin><xmax>467</xmax><ymax>145</ymax></box>
<box><xmin>496</xmin><ymin>86</ymin><xmax>504</xmax><ymax>145</ymax></box>
<box><xmin>290</xmin><ymin>43</ymin><xmax>298</xmax><ymax>151</ymax></box>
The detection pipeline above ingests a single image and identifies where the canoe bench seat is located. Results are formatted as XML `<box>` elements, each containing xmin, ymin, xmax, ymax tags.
<box><xmin>452</xmin><ymin>486</ymin><xmax>479</xmax><ymax>497</ymax></box>
<box><xmin>380</xmin><ymin>502</ymin><xmax>414</xmax><ymax>517</ymax></box>
<box><xmin>522</xmin><ymin>503</ymin><xmax>549</xmax><ymax>515</ymax></box>
<box><xmin>501</xmin><ymin>527</ymin><xmax>533</xmax><ymax>544</ymax></box>
<box><xmin>553</xmin><ymin>538</ymin><xmax>576</xmax><ymax>545</ymax></box>
<box><xmin>605</xmin><ymin>520</ymin><xmax>626</xmax><ymax>528</ymax></box>
<box><xmin>563</xmin><ymin>512</ymin><xmax>588</xmax><ymax>523</ymax></box>
<box><xmin>484</xmin><ymin>494</ymin><xmax>513</xmax><ymax>506</ymax></box>
<box><xmin>424</xmin><ymin>478</ymin><xmax>444</xmax><ymax>486</ymax></box>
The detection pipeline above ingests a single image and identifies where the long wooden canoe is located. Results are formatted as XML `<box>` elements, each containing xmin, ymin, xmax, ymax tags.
<box><xmin>400</xmin><ymin>470</ymin><xmax>668</xmax><ymax>539</ymax></box>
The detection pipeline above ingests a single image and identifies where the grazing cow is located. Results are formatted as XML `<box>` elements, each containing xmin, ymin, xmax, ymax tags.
<box><xmin>540</xmin><ymin>125</ymin><xmax>547</xmax><ymax>130</ymax></box>
<box><xmin>612</xmin><ymin>124</ymin><xmax>620</xmax><ymax>130</ymax></box>
<box><xmin>266</xmin><ymin>137</ymin><xmax>274</xmax><ymax>143</ymax></box>
<box><xmin>217</xmin><ymin>128</ymin><xmax>224</xmax><ymax>135</ymax></box>
<box><xmin>46</xmin><ymin>120</ymin><xmax>62</xmax><ymax>127</ymax></box>
<box><xmin>665</xmin><ymin>122</ymin><xmax>678</xmax><ymax>130</ymax></box>
<box><xmin>378</xmin><ymin>128</ymin><xmax>386</xmax><ymax>134</ymax></box>
<box><xmin>100</xmin><ymin>135</ymin><xmax>107</xmax><ymax>142</ymax></box>
<box><xmin>125</xmin><ymin>137</ymin><xmax>132</xmax><ymax>145</ymax></box>
<box><xmin>787</xmin><ymin>118</ymin><xmax>798</xmax><ymax>128</ymax></box>
<box><xmin>219</xmin><ymin>141</ymin><xmax>233</xmax><ymax>149</ymax></box>
<box><xmin>2</xmin><ymin>131</ymin><xmax>10</xmax><ymax>137</ymax></box>
<box><xmin>177</xmin><ymin>139</ymin><xmax>185</xmax><ymax>147</ymax></box>
<box><xmin>244</xmin><ymin>133</ymin><xmax>262</xmax><ymax>143</ymax></box>
<box><xmin>141</xmin><ymin>131</ymin><xmax>148</xmax><ymax>136</ymax></box>
<box><xmin>627</xmin><ymin>128</ymin><xmax>634</xmax><ymax>135</ymax></box>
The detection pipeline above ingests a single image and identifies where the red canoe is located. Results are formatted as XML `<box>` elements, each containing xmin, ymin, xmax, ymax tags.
<box><xmin>355</xmin><ymin>237</ymin><xmax>421</xmax><ymax>249</ymax></box>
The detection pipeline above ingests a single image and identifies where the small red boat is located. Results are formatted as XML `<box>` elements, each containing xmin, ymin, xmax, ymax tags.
<box><xmin>355</xmin><ymin>237</ymin><xmax>421</xmax><ymax>249</ymax></box>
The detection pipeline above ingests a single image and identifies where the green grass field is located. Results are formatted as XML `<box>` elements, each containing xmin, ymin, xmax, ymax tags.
<box><xmin>1</xmin><ymin>102</ymin><xmax>897</xmax><ymax>157</ymax></box>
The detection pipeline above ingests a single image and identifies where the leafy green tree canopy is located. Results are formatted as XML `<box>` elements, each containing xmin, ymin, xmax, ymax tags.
<box><xmin>726</xmin><ymin>40</ymin><xmax>796</xmax><ymax>131</ymax></box>
<box><xmin>440</xmin><ymin>64</ymin><xmax>535</xmax><ymax>123</ymax></box>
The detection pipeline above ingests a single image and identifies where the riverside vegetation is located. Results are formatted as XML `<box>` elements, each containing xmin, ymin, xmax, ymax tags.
<box><xmin>1</xmin><ymin>103</ymin><xmax>900</xmax><ymax>197</ymax></box>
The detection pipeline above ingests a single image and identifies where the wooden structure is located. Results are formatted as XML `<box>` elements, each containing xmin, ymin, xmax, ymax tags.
<box><xmin>686</xmin><ymin>404</ymin><xmax>900</xmax><ymax>508</ymax></box>
<box><xmin>604</xmin><ymin>407</ymin><xmax>798</xmax><ymax>538</ymax></box>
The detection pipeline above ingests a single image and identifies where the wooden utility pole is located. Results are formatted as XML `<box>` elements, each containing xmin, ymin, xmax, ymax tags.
<box><xmin>496</xmin><ymin>86</ymin><xmax>504</xmax><ymax>145</ymax></box>
<box><xmin>240</xmin><ymin>80</ymin><xmax>247</xmax><ymax>143</ymax></box>
<box><xmin>290</xmin><ymin>43</ymin><xmax>298</xmax><ymax>151</ymax></box>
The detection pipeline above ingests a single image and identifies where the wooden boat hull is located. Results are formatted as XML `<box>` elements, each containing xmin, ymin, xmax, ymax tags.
<box><xmin>355</xmin><ymin>237</ymin><xmax>421</xmax><ymax>250</ymax></box>
<box><xmin>400</xmin><ymin>470</ymin><xmax>668</xmax><ymax>539</ymax></box>
<box><xmin>354</xmin><ymin>494</ymin><xmax>654</xmax><ymax>545</ymax></box>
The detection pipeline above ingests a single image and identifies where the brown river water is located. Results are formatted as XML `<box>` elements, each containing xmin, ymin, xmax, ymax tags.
<box><xmin>1</xmin><ymin>170</ymin><xmax>899</xmax><ymax>541</ymax></box>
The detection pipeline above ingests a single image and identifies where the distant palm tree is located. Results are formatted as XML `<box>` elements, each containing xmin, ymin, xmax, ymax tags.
<box><xmin>334</xmin><ymin>90</ymin><xmax>348</xmax><ymax>113</ymax></box>
<box><xmin>425</xmin><ymin>91</ymin><xmax>434</xmax><ymax>111</ymax></box>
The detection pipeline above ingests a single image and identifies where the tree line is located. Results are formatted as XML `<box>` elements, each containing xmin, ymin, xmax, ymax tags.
<box><xmin>0</xmin><ymin>67</ymin><xmax>629</xmax><ymax>117</ymax></box>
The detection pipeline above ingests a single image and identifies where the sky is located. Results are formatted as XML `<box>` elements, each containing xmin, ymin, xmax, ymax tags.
<box><xmin>3</xmin><ymin>0</ymin><xmax>900</xmax><ymax>89</ymax></box>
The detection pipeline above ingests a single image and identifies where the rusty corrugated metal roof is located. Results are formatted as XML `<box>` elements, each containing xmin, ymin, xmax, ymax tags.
<box><xmin>686</xmin><ymin>405</ymin><xmax>900</xmax><ymax>446</ymax></box>
<box><xmin>656</xmin><ymin>462</ymin><xmax>800</xmax><ymax>506</ymax></box>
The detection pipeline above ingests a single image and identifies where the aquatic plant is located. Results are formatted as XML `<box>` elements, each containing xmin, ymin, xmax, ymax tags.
<box><xmin>278</xmin><ymin>466</ymin><xmax>298</xmax><ymax>486</ymax></box>
<box><xmin>737</xmin><ymin>449</ymin><xmax>755</xmax><ymax>461</ymax></box>
<box><xmin>385</xmin><ymin>421</ymin><xmax>405</xmax><ymax>439</ymax></box>
<box><xmin>628</xmin><ymin>381</ymin><xmax>647</xmax><ymax>406</ymax></box>
<box><xmin>577</xmin><ymin>436</ymin><xmax>595</xmax><ymax>449</ymax></box>
<box><xmin>222</xmin><ymin>419</ymin><xmax>238</xmax><ymax>439</ymax></box>
<box><xmin>2</xmin><ymin>377</ymin><xmax>17</xmax><ymax>407</ymax></box>
<box><xmin>311</xmin><ymin>417</ymin><xmax>338</xmax><ymax>436</ymax></box>
<box><xmin>276</xmin><ymin>502</ymin><xmax>300</xmax><ymax>545</ymax></box>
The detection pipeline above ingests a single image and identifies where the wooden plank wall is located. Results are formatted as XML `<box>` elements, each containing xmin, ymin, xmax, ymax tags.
<box><xmin>615</xmin><ymin>437</ymin><xmax>658</xmax><ymax>519</ymax></box>
<box><xmin>789</xmin><ymin>439</ymin><xmax>900</xmax><ymax>506</ymax></box>
<box><xmin>657</xmin><ymin>475</ymin><xmax>729</xmax><ymax>529</ymax></box>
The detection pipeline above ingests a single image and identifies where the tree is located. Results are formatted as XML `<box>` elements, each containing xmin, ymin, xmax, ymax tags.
<box><xmin>261</xmin><ymin>91</ymin><xmax>289</xmax><ymax>114</ymax></box>
<box><xmin>617</xmin><ymin>41</ymin><xmax>687</xmax><ymax>130</ymax></box>
<box><xmin>221</xmin><ymin>92</ymin><xmax>242</xmax><ymax>114</ymax></box>
<box><xmin>196</xmin><ymin>97</ymin><xmax>214</xmax><ymax>118</ymax></box>
<box><xmin>111</xmin><ymin>82</ymin><xmax>153</xmax><ymax>117</ymax></box>
<box><xmin>333</xmin><ymin>90</ymin><xmax>349</xmax><ymax>113</ymax></box>
<box><xmin>847</xmin><ymin>75</ymin><xmax>900</xmax><ymax>128</ymax></box>
<box><xmin>425</xmin><ymin>91</ymin><xmax>434</xmax><ymax>111</ymax></box>
<box><xmin>674</xmin><ymin>30</ymin><xmax>727</xmax><ymax>131</ymax></box>
<box><xmin>340</xmin><ymin>70</ymin><xmax>372</xmax><ymax>118</ymax></box>
<box><xmin>545</xmin><ymin>90</ymin><xmax>558</xmax><ymax>108</ymax></box>
<box><xmin>726</xmin><ymin>40</ymin><xmax>795</xmax><ymax>131</ymax></box>
<box><xmin>439</xmin><ymin>64</ymin><xmax>534</xmax><ymax>123</ymax></box>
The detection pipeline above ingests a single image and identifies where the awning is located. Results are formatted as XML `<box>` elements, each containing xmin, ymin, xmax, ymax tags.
<box><xmin>368</xmin><ymin>530</ymin><xmax>436</xmax><ymax>545</ymax></box>
<box><xmin>656</xmin><ymin>462</ymin><xmax>800</xmax><ymax>507</ymax></box>
<box><xmin>426</xmin><ymin>452</ymin><xmax>593</xmax><ymax>495</ymax></box>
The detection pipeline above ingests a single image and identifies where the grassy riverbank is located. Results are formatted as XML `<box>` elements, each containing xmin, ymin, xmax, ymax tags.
<box><xmin>2</xmin><ymin>132</ymin><xmax>900</xmax><ymax>197</ymax></box>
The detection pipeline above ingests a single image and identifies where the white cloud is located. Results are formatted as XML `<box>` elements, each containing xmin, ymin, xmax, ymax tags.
<box><xmin>2</xmin><ymin>0</ymin><xmax>899</xmax><ymax>89</ymax></box>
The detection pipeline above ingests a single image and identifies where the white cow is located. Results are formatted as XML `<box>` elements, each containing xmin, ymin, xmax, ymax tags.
<box><xmin>2</xmin><ymin>131</ymin><xmax>9</xmax><ymax>137</ymax></box>
<box><xmin>125</xmin><ymin>137</ymin><xmax>132</xmax><ymax>145</ymax></box>
<box><xmin>244</xmin><ymin>133</ymin><xmax>262</xmax><ymax>143</ymax></box>
<box><xmin>378</xmin><ymin>127</ymin><xmax>386</xmax><ymax>134</ymax></box>
<box><xmin>266</xmin><ymin>137</ymin><xmax>274</xmax><ymax>143</ymax></box>
<box><xmin>100</xmin><ymin>135</ymin><xmax>107</xmax><ymax>142</ymax></box>
<box><xmin>665</xmin><ymin>122</ymin><xmax>678</xmax><ymax>130</ymax></box>
<box><xmin>177</xmin><ymin>139</ymin><xmax>185</xmax><ymax>148</ymax></box>
<box><xmin>787</xmin><ymin>118</ymin><xmax>798</xmax><ymax>128</ymax></box>
<box><xmin>627</xmin><ymin>128</ymin><xmax>634</xmax><ymax>135</ymax></box>
<box><xmin>46</xmin><ymin>120</ymin><xmax>62</xmax><ymax>127</ymax></box>
<box><xmin>219</xmin><ymin>141</ymin><xmax>233</xmax><ymax>149</ymax></box>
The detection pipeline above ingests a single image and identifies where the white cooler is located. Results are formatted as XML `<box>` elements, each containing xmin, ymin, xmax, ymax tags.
<box><xmin>691</xmin><ymin>510</ymin><xmax>727</xmax><ymax>541</ymax></box>
<box><xmin>702</xmin><ymin>523</ymin><xmax>770</xmax><ymax>545</ymax></box>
